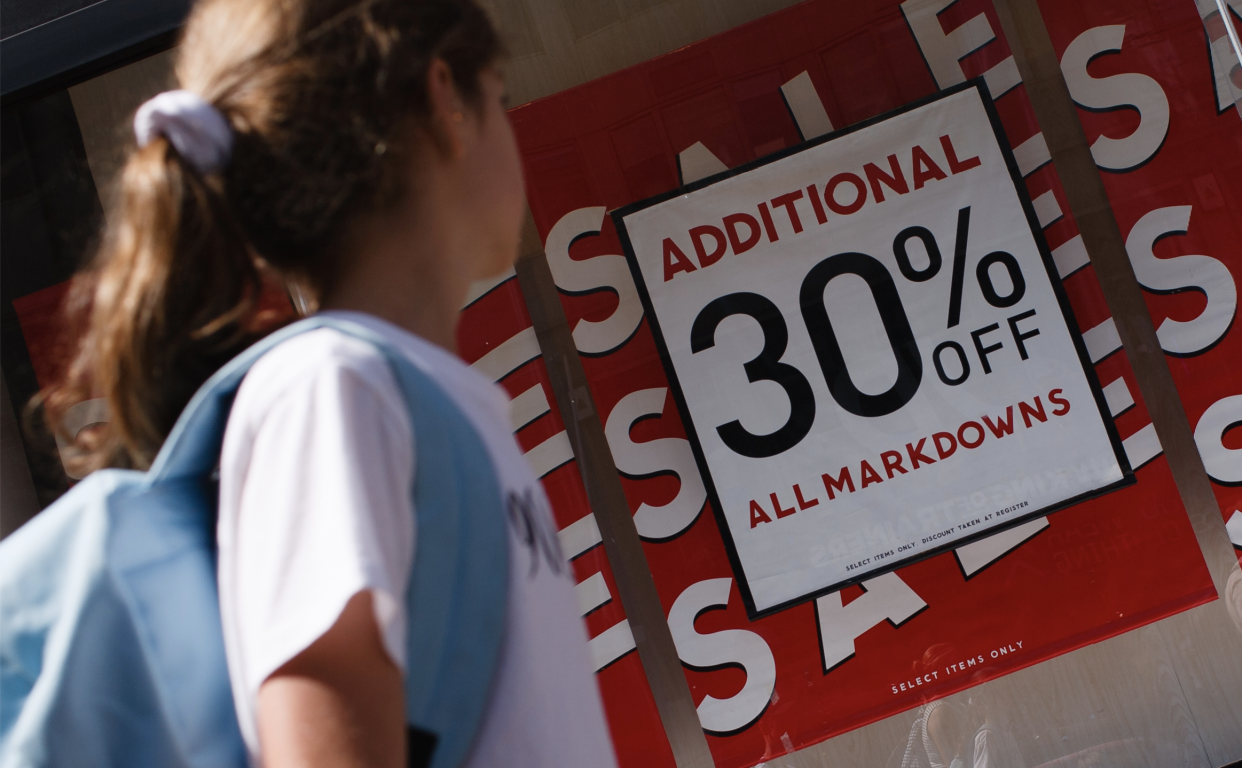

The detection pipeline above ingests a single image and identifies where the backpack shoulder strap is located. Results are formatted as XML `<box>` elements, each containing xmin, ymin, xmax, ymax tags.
<box><xmin>283</xmin><ymin>318</ymin><xmax>509</xmax><ymax>768</ymax></box>
<box><xmin>383</xmin><ymin>341</ymin><xmax>509</xmax><ymax>768</ymax></box>
<box><xmin>146</xmin><ymin>317</ymin><xmax>337</xmax><ymax>485</ymax></box>
<box><xmin>149</xmin><ymin>315</ymin><xmax>508</xmax><ymax>768</ymax></box>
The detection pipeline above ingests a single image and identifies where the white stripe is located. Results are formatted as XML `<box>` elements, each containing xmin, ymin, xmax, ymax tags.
<box><xmin>955</xmin><ymin>517</ymin><xmax>1049</xmax><ymax>576</ymax></box>
<box><xmin>1123</xmin><ymin>423</ymin><xmax>1163</xmax><ymax>469</ymax></box>
<box><xmin>780</xmin><ymin>71</ymin><xmax>834</xmax><ymax>140</ymax></box>
<box><xmin>1013</xmin><ymin>132</ymin><xmax>1051</xmax><ymax>176</ymax></box>
<box><xmin>983</xmin><ymin>56</ymin><xmax>1022</xmax><ymax>98</ymax></box>
<box><xmin>1101</xmin><ymin>377</ymin><xmax>1135</xmax><ymax>417</ymax></box>
<box><xmin>575</xmin><ymin>572</ymin><xmax>612</xmax><ymax>616</ymax></box>
<box><xmin>525</xmin><ymin>430</ymin><xmax>574</xmax><ymax>478</ymax></box>
<box><xmin>462</xmin><ymin>267</ymin><xmax>516</xmax><ymax>309</ymax></box>
<box><xmin>509</xmin><ymin>383</ymin><xmax>551</xmax><ymax>432</ymax></box>
<box><xmin>1225</xmin><ymin>510</ymin><xmax>1242</xmax><ymax>548</ymax></box>
<box><xmin>677</xmin><ymin>142</ymin><xmax>728</xmax><ymax>185</ymax></box>
<box><xmin>588</xmin><ymin>619</ymin><xmax>637</xmax><ymax>672</ymax></box>
<box><xmin>470</xmin><ymin>326</ymin><xmax>541</xmax><ymax>383</ymax></box>
<box><xmin>1083</xmin><ymin>317</ymin><xmax>1123</xmax><ymax>362</ymax></box>
<box><xmin>1032</xmin><ymin>190</ymin><xmax>1064</xmax><ymax>228</ymax></box>
<box><xmin>1052</xmin><ymin>235</ymin><xmax>1090</xmax><ymax>278</ymax></box>
<box><xmin>559</xmin><ymin>513</ymin><xmax>603</xmax><ymax>560</ymax></box>
<box><xmin>55</xmin><ymin>398</ymin><xmax>109</xmax><ymax>480</ymax></box>
<box><xmin>1213</xmin><ymin>0</ymin><xmax>1242</xmax><ymax>82</ymax></box>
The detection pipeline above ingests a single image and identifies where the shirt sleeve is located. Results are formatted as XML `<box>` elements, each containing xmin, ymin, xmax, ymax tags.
<box><xmin>223</xmin><ymin>337</ymin><xmax>415</xmax><ymax>705</ymax></box>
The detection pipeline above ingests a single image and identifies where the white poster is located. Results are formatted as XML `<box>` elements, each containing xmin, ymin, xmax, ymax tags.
<box><xmin>615</xmin><ymin>84</ymin><xmax>1130</xmax><ymax>616</ymax></box>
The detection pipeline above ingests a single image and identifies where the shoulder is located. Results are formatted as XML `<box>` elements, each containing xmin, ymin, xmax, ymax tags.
<box><xmin>317</xmin><ymin>311</ymin><xmax>515</xmax><ymax>429</ymax></box>
<box><xmin>229</xmin><ymin>327</ymin><xmax>408</xmax><ymax>437</ymax></box>
<box><xmin>246</xmin><ymin>327</ymin><xmax>392</xmax><ymax>397</ymax></box>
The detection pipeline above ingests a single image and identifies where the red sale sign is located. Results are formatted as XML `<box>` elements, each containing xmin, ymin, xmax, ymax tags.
<box><xmin>1037</xmin><ymin>0</ymin><xmax>1242</xmax><ymax>555</ymax></box>
<box><xmin>510</xmin><ymin>0</ymin><xmax>1237</xmax><ymax>764</ymax></box>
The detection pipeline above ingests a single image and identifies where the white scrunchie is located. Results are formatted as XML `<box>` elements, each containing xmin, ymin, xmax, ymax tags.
<box><xmin>134</xmin><ymin>90</ymin><xmax>233</xmax><ymax>174</ymax></box>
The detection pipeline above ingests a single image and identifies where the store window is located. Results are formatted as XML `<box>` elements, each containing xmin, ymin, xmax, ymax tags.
<box><xmin>1</xmin><ymin>0</ymin><xmax>1239</xmax><ymax>765</ymax></box>
<box><xmin>2</xmin><ymin>47</ymin><xmax>178</xmax><ymax>531</ymax></box>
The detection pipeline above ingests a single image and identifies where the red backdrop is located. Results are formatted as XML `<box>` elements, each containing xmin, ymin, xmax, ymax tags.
<box><xmin>509</xmin><ymin>0</ymin><xmax>1238</xmax><ymax>764</ymax></box>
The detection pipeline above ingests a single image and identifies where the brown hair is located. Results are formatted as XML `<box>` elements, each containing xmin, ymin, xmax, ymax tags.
<box><xmin>43</xmin><ymin>0</ymin><xmax>502</xmax><ymax>473</ymax></box>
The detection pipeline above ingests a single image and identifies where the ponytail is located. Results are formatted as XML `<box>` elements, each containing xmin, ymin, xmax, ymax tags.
<box><xmin>45</xmin><ymin>137</ymin><xmax>268</xmax><ymax>472</ymax></box>
<box><xmin>40</xmin><ymin>0</ymin><xmax>502</xmax><ymax>475</ymax></box>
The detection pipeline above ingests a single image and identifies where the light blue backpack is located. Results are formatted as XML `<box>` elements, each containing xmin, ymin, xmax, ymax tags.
<box><xmin>0</xmin><ymin>316</ymin><xmax>508</xmax><ymax>768</ymax></box>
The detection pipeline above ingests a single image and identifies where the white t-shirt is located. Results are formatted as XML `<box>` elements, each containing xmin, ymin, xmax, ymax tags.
<box><xmin>217</xmin><ymin>310</ymin><xmax>617</xmax><ymax>768</ymax></box>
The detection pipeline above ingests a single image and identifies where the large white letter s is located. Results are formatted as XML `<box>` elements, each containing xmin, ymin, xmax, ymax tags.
<box><xmin>544</xmin><ymin>207</ymin><xmax>644</xmax><ymax>355</ymax></box>
<box><xmin>668</xmin><ymin>578</ymin><xmax>776</xmax><ymax>735</ymax></box>
<box><xmin>1061</xmin><ymin>26</ymin><xmax>1170</xmax><ymax>172</ymax></box>
<box><xmin>604</xmin><ymin>388</ymin><xmax>705</xmax><ymax>541</ymax></box>
<box><xmin>1125</xmin><ymin>206</ymin><xmax>1237</xmax><ymax>356</ymax></box>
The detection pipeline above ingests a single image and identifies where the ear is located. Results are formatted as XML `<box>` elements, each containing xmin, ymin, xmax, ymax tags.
<box><xmin>426</xmin><ymin>57</ymin><xmax>468</xmax><ymax>159</ymax></box>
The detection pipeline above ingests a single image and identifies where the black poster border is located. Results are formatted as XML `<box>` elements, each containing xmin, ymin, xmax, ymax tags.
<box><xmin>612</xmin><ymin>79</ymin><xmax>1134</xmax><ymax>621</ymax></box>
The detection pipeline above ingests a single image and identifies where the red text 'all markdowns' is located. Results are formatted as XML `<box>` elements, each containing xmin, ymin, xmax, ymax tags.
<box><xmin>748</xmin><ymin>389</ymin><xmax>1071</xmax><ymax>528</ymax></box>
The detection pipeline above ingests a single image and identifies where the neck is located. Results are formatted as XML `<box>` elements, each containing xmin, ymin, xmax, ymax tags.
<box><xmin>320</xmin><ymin>199</ymin><xmax>472</xmax><ymax>353</ymax></box>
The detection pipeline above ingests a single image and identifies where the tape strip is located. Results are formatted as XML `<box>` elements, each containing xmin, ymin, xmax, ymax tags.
<box><xmin>513</xmin><ymin>210</ymin><xmax>716</xmax><ymax>768</ymax></box>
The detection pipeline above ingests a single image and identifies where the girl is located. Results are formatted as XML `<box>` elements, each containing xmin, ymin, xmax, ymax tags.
<box><xmin>44</xmin><ymin>0</ymin><xmax>617</xmax><ymax>766</ymax></box>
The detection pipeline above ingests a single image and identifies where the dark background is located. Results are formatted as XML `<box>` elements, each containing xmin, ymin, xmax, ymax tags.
<box><xmin>2</xmin><ymin>0</ymin><xmax>187</xmax><ymax>519</ymax></box>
